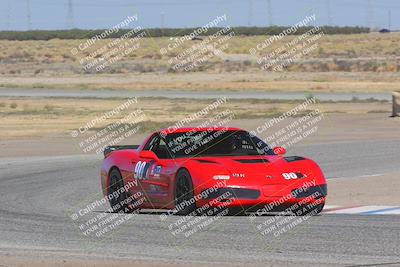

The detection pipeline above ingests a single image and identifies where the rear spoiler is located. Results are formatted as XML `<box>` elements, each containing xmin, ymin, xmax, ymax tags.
<box><xmin>104</xmin><ymin>145</ymin><xmax>139</xmax><ymax>158</ymax></box>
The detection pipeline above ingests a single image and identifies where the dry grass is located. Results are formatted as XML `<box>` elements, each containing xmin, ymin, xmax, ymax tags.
<box><xmin>0</xmin><ymin>33</ymin><xmax>399</xmax><ymax>92</ymax></box>
<box><xmin>1</xmin><ymin>71</ymin><xmax>400</xmax><ymax>92</ymax></box>
<box><xmin>0</xmin><ymin>33</ymin><xmax>400</xmax><ymax>75</ymax></box>
<box><xmin>1</xmin><ymin>33</ymin><xmax>399</xmax><ymax>64</ymax></box>
<box><xmin>0</xmin><ymin>97</ymin><xmax>391</xmax><ymax>139</ymax></box>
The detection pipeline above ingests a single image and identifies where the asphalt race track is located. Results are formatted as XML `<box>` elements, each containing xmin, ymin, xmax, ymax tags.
<box><xmin>0</xmin><ymin>88</ymin><xmax>392</xmax><ymax>101</ymax></box>
<box><xmin>0</xmin><ymin>140</ymin><xmax>400</xmax><ymax>266</ymax></box>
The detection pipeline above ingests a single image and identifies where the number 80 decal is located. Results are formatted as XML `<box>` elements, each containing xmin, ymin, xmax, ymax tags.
<box><xmin>134</xmin><ymin>161</ymin><xmax>151</xmax><ymax>180</ymax></box>
<box><xmin>282</xmin><ymin>172</ymin><xmax>304</xmax><ymax>180</ymax></box>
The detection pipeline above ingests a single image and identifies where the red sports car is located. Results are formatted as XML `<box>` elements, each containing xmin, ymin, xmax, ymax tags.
<box><xmin>101</xmin><ymin>127</ymin><xmax>327</xmax><ymax>216</ymax></box>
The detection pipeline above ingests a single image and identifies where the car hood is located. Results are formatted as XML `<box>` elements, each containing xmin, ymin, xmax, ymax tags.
<box><xmin>189</xmin><ymin>155</ymin><xmax>322</xmax><ymax>186</ymax></box>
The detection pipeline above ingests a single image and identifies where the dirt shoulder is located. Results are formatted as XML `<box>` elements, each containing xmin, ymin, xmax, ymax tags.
<box><xmin>1</xmin><ymin>71</ymin><xmax>400</xmax><ymax>92</ymax></box>
<box><xmin>327</xmin><ymin>173</ymin><xmax>400</xmax><ymax>206</ymax></box>
<box><xmin>0</xmin><ymin>254</ymin><xmax>234</xmax><ymax>267</ymax></box>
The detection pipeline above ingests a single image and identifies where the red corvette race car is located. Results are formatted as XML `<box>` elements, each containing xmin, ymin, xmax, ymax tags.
<box><xmin>101</xmin><ymin>127</ymin><xmax>327</xmax><ymax>216</ymax></box>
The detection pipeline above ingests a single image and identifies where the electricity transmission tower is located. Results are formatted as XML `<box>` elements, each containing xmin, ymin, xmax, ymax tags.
<box><xmin>5</xmin><ymin>0</ymin><xmax>11</xmax><ymax>30</ymax></box>
<box><xmin>267</xmin><ymin>0</ymin><xmax>273</xmax><ymax>26</ymax></box>
<box><xmin>26</xmin><ymin>0</ymin><xmax>32</xmax><ymax>30</ymax></box>
<box><xmin>367</xmin><ymin>0</ymin><xmax>374</xmax><ymax>29</ymax></box>
<box><xmin>66</xmin><ymin>0</ymin><xmax>75</xmax><ymax>29</ymax></box>
<box><xmin>326</xmin><ymin>0</ymin><xmax>332</xmax><ymax>26</ymax></box>
<box><xmin>248</xmin><ymin>0</ymin><xmax>253</xmax><ymax>26</ymax></box>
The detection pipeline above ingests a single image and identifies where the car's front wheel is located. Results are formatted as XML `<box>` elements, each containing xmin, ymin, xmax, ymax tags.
<box><xmin>175</xmin><ymin>169</ymin><xmax>196</xmax><ymax>215</ymax></box>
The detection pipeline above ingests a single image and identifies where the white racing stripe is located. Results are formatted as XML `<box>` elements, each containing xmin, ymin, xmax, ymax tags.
<box><xmin>323</xmin><ymin>205</ymin><xmax>400</xmax><ymax>215</ymax></box>
<box><xmin>329</xmin><ymin>173</ymin><xmax>386</xmax><ymax>180</ymax></box>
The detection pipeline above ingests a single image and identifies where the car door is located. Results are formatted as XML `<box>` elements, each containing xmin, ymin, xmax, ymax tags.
<box><xmin>134</xmin><ymin>134</ymin><xmax>171</xmax><ymax>207</ymax></box>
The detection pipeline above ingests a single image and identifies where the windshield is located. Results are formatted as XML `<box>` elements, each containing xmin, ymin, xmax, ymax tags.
<box><xmin>164</xmin><ymin>130</ymin><xmax>275</xmax><ymax>158</ymax></box>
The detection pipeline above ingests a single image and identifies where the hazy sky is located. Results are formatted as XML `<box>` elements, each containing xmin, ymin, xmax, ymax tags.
<box><xmin>1</xmin><ymin>0</ymin><xmax>399</xmax><ymax>31</ymax></box>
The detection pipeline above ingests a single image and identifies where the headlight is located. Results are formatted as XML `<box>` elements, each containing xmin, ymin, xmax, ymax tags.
<box><xmin>213</xmin><ymin>175</ymin><xmax>230</xmax><ymax>180</ymax></box>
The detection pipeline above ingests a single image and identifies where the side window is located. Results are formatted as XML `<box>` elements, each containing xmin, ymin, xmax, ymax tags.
<box><xmin>144</xmin><ymin>134</ymin><xmax>160</xmax><ymax>151</ymax></box>
<box><xmin>156</xmin><ymin>138</ymin><xmax>171</xmax><ymax>159</ymax></box>
<box><xmin>143</xmin><ymin>134</ymin><xmax>170</xmax><ymax>159</ymax></box>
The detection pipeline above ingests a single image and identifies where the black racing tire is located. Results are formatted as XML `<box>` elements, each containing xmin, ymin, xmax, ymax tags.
<box><xmin>108</xmin><ymin>168</ymin><xmax>135</xmax><ymax>213</ymax></box>
<box><xmin>174</xmin><ymin>169</ymin><xmax>196</xmax><ymax>215</ymax></box>
<box><xmin>294</xmin><ymin>201</ymin><xmax>325</xmax><ymax>216</ymax></box>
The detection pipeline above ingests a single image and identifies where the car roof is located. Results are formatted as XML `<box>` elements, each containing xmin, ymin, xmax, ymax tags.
<box><xmin>159</xmin><ymin>127</ymin><xmax>243</xmax><ymax>134</ymax></box>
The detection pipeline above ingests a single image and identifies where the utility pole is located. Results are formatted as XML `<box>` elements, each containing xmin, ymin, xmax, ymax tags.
<box><xmin>267</xmin><ymin>0</ymin><xmax>273</xmax><ymax>26</ymax></box>
<box><xmin>388</xmin><ymin>10</ymin><xmax>391</xmax><ymax>31</ymax></box>
<box><xmin>5</xmin><ymin>0</ymin><xmax>11</xmax><ymax>30</ymax></box>
<box><xmin>26</xmin><ymin>0</ymin><xmax>32</xmax><ymax>30</ymax></box>
<box><xmin>367</xmin><ymin>0</ymin><xmax>373</xmax><ymax>29</ymax></box>
<box><xmin>326</xmin><ymin>0</ymin><xmax>332</xmax><ymax>26</ymax></box>
<box><xmin>248</xmin><ymin>0</ymin><xmax>253</xmax><ymax>27</ymax></box>
<box><xmin>66</xmin><ymin>0</ymin><xmax>74</xmax><ymax>29</ymax></box>
<box><xmin>307</xmin><ymin>3</ymin><xmax>315</xmax><ymax>27</ymax></box>
<box><xmin>161</xmin><ymin>12</ymin><xmax>165</xmax><ymax>36</ymax></box>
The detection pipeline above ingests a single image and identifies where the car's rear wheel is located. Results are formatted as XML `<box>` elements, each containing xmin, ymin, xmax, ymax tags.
<box><xmin>108</xmin><ymin>168</ymin><xmax>135</xmax><ymax>213</ymax></box>
<box><xmin>175</xmin><ymin>169</ymin><xmax>196</xmax><ymax>215</ymax></box>
<box><xmin>294</xmin><ymin>202</ymin><xmax>324</xmax><ymax>216</ymax></box>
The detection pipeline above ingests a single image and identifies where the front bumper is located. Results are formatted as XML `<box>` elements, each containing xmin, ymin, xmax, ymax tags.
<box><xmin>197</xmin><ymin>184</ymin><xmax>327</xmax><ymax>211</ymax></box>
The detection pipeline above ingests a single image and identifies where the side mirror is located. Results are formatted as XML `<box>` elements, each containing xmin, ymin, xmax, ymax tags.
<box><xmin>273</xmin><ymin>146</ymin><xmax>286</xmax><ymax>155</ymax></box>
<box><xmin>139</xmin><ymin>150</ymin><xmax>160</xmax><ymax>161</ymax></box>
